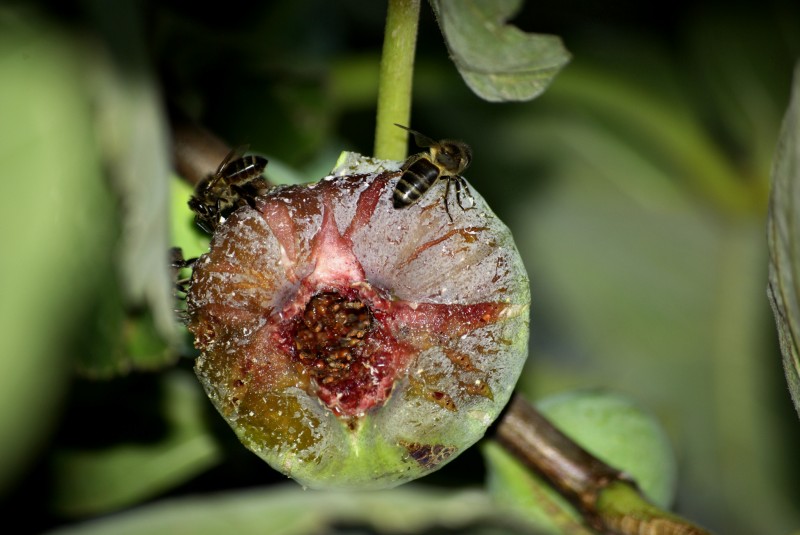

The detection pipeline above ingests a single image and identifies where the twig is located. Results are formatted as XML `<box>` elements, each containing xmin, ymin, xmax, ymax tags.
<box><xmin>494</xmin><ymin>394</ymin><xmax>713</xmax><ymax>535</ymax></box>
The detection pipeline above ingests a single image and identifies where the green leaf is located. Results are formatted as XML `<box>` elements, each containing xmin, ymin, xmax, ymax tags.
<box><xmin>767</xmin><ymin>62</ymin><xmax>800</xmax><ymax>419</ymax></box>
<box><xmin>531</xmin><ymin>63</ymin><xmax>753</xmax><ymax>214</ymax></box>
<box><xmin>52</xmin><ymin>1</ymin><xmax>183</xmax><ymax>376</ymax></box>
<box><xmin>67</xmin><ymin>54</ymin><xmax>178</xmax><ymax>376</ymax></box>
<box><xmin>87</xmin><ymin>1</ymin><xmax>178</xmax><ymax>352</ymax></box>
<box><xmin>684</xmin><ymin>11</ymin><xmax>790</xmax><ymax>181</ymax></box>
<box><xmin>429</xmin><ymin>0</ymin><xmax>570</xmax><ymax>102</ymax></box>
<box><xmin>0</xmin><ymin>16</ymin><xmax>116</xmax><ymax>493</ymax></box>
<box><xmin>508</xmin><ymin>48</ymin><xmax>800</xmax><ymax>532</ymax></box>
<box><xmin>47</xmin><ymin>485</ymin><xmax>532</xmax><ymax>535</ymax></box>
<box><xmin>53</xmin><ymin>370</ymin><xmax>223</xmax><ymax>516</ymax></box>
<box><xmin>75</xmin><ymin>271</ymin><xmax>180</xmax><ymax>377</ymax></box>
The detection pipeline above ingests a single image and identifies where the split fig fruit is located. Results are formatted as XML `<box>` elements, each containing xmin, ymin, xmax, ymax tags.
<box><xmin>186</xmin><ymin>154</ymin><xmax>530</xmax><ymax>489</ymax></box>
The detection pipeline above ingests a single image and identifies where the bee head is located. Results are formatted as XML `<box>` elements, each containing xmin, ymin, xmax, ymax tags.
<box><xmin>435</xmin><ymin>140</ymin><xmax>472</xmax><ymax>175</ymax></box>
<box><xmin>188</xmin><ymin>196</ymin><xmax>203</xmax><ymax>214</ymax></box>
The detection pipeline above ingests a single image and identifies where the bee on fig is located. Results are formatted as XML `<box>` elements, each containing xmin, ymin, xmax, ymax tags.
<box><xmin>188</xmin><ymin>146</ymin><xmax>269</xmax><ymax>234</ymax></box>
<box><xmin>393</xmin><ymin>124</ymin><xmax>474</xmax><ymax>222</ymax></box>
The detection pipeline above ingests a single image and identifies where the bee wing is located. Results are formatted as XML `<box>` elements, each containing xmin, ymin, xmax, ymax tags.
<box><xmin>213</xmin><ymin>144</ymin><xmax>250</xmax><ymax>177</ymax></box>
<box><xmin>394</xmin><ymin>124</ymin><xmax>438</xmax><ymax>149</ymax></box>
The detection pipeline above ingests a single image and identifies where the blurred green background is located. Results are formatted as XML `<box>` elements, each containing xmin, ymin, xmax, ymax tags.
<box><xmin>2</xmin><ymin>1</ymin><xmax>799</xmax><ymax>534</ymax></box>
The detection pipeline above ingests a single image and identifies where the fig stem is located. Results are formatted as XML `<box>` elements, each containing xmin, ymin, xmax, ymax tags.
<box><xmin>374</xmin><ymin>0</ymin><xmax>421</xmax><ymax>160</ymax></box>
<box><xmin>494</xmin><ymin>394</ymin><xmax>713</xmax><ymax>535</ymax></box>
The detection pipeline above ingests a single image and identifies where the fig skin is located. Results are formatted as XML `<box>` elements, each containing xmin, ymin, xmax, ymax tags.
<box><xmin>187</xmin><ymin>154</ymin><xmax>530</xmax><ymax>489</ymax></box>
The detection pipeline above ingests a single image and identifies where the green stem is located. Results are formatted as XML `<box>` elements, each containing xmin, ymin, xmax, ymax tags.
<box><xmin>597</xmin><ymin>481</ymin><xmax>710</xmax><ymax>535</ymax></box>
<box><xmin>374</xmin><ymin>0</ymin><xmax>420</xmax><ymax>160</ymax></box>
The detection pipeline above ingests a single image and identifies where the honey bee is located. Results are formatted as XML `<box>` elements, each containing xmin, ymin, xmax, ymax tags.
<box><xmin>393</xmin><ymin>124</ymin><xmax>474</xmax><ymax>221</ymax></box>
<box><xmin>188</xmin><ymin>146</ymin><xmax>269</xmax><ymax>234</ymax></box>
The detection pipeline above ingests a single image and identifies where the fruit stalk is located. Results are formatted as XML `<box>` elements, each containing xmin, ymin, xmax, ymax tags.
<box><xmin>374</xmin><ymin>0</ymin><xmax>421</xmax><ymax>160</ymax></box>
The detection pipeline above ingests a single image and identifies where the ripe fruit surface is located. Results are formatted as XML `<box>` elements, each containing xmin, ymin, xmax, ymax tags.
<box><xmin>187</xmin><ymin>155</ymin><xmax>530</xmax><ymax>489</ymax></box>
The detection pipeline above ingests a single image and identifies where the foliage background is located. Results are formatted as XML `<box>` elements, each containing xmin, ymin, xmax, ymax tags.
<box><xmin>1</xmin><ymin>1</ymin><xmax>799</xmax><ymax>534</ymax></box>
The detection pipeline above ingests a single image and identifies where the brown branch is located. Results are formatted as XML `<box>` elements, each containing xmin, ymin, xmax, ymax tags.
<box><xmin>494</xmin><ymin>394</ymin><xmax>712</xmax><ymax>535</ymax></box>
<box><xmin>169</xmin><ymin>110</ymin><xmax>232</xmax><ymax>186</ymax></box>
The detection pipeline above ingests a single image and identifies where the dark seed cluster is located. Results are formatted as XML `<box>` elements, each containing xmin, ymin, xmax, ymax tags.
<box><xmin>295</xmin><ymin>292</ymin><xmax>374</xmax><ymax>385</ymax></box>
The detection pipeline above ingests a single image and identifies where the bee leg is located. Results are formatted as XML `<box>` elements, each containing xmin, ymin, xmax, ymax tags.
<box><xmin>173</xmin><ymin>309</ymin><xmax>190</xmax><ymax>325</ymax></box>
<box><xmin>194</xmin><ymin>215</ymin><xmax>216</xmax><ymax>235</ymax></box>
<box><xmin>215</xmin><ymin>198</ymin><xmax>227</xmax><ymax>228</ymax></box>
<box><xmin>454</xmin><ymin>177</ymin><xmax>475</xmax><ymax>212</ymax></box>
<box><xmin>170</xmin><ymin>248</ymin><xmax>197</xmax><ymax>299</ymax></box>
<box><xmin>442</xmin><ymin>178</ymin><xmax>455</xmax><ymax>223</ymax></box>
<box><xmin>170</xmin><ymin>247</ymin><xmax>197</xmax><ymax>270</ymax></box>
<box><xmin>175</xmin><ymin>276</ymin><xmax>193</xmax><ymax>295</ymax></box>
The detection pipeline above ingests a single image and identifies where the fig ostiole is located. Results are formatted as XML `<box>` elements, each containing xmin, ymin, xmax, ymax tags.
<box><xmin>186</xmin><ymin>153</ymin><xmax>530</xmax><ymax>489</ymax></box>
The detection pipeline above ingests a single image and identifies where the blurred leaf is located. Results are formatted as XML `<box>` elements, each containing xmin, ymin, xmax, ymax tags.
<box><xmin>537</xmin><ymin>63</ymin><xmax>754</xmax><ymax>214</ymax></box>
<box><xmin>53</xmin><ymin>370</ymin><xmax>222</xmax><ymax>516</ymax></box>
<box><xmin>66</xmin><ymin>50</ymin><xmax>177</xmax><ymax>376</ymax></box>
<box><xmin>77</xmin><ymin>278</ymin><xmax>178</xmax><ymax>376</ymax></box>
<box><xmin>429</xmin><ymin>0</ymin><xmax>570</xmax><ymax>102</ymax></box>
<box><xmin>767</xmin><ymin>62</ymin><xmax>800</xmax><ymax>419</ymax></box>
<box><xmin>0</xmin><ymin>15</ymin><xmax>116</xmax><ymax>493</ymax></box>
<box><xmin>510</xmin><ymin>54</ymin><xmax>800</xmax><ymax>534</ymax></box>
<box><xmin>87</xmin><ymin>0</ymin><xmax>177</xmax><ymax>354</ymax></box>
<box><xmin>483</xmin><ymin>391</ymin><xmax>675</xmax><ymax>535</ymax></box>
<box><xmin>47</xmin><ymin>485</ymin><xmax>534</xmax><ymax>535</ymax></box>
<box><xmin>685</xmin><ymin>8</ymin><xmax>795</xmax><ymax>180</ymax></box>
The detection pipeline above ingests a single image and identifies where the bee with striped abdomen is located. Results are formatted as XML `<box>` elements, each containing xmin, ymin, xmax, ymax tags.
<box><xmin>393</xmin><ymin>124</ymin><xmax>474</xmax><ymax>222</ymax></box>
<box><xmin>188</xmin><ymin>146</ymin><xmax>269</xmax><ymax>234</ymax></box>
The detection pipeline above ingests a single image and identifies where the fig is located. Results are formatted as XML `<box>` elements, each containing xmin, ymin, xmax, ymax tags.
<box><xmin>186</xmin><ymin>153</ymin><xmax>530</xmax><ymax>489</ymax></box>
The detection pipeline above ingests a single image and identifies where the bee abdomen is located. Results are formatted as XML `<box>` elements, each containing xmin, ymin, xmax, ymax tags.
<box><xmin>225</xmin><ymin>155</ymin><xmax>269</xmax><ymax>182</ymax></box>
<box><xmin>393</xmin><ymin>161</ymin><xmax>440</xmax><ymax>208</ymax></box>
